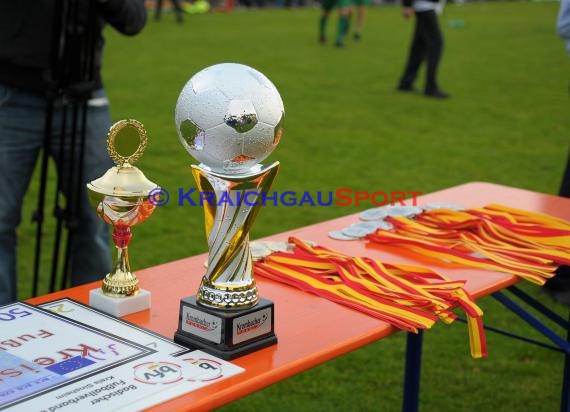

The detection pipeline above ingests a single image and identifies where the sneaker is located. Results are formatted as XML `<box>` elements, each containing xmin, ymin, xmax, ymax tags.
<box><xmin>424</xmin><ymin>89</ymin><xmax>449</xmax><ymax>99</ymax></box>
<box><xmin>397</xmin><ymin>84</ymin><xmax>417</xmax><ymax>93</ymax></box>
<box><xmin>335</xmin><ymin>40</ymin><xmax>344</xmax><ymax>48</ymax></box>
<box><xmin>353</xmin><ymin>32</ymin><xmax>361</xmax><ymax>41</ymax></box>
<box><xmin>319</xmin><ymin>34</ymin><xmax>326</xmax><ymax>44</ymax></box>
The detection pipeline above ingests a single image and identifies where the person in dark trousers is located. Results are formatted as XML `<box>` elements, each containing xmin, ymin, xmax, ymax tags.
<box><xmin>560</xmin><ymin>151</ymin><xmax>570</xmax><ymax>198</ymax></box>
<box><xmin>543</xmin><ymin>153</ymin><xmax>570</xmax><ymax>304</ymax></box>
<box><xmin>557</xmin><ymin>0</ymin><xmax>570</xmax><ymax>199</ymax></box>
<box><xmin>397</xmin><ymin>0</ymin><xmax>448</xmax><ymax>99</ymax></box>
<box><xmin>542</xmin><ymin>0</ymin><xmax>570</xmax><ymax>305</ymax></box>
<box><xmin>0</xmin><ymin>0</ymin><xmax>147</xmax><ymax>305</ymax></box>
<box><xmin>155</xmin><ymin>0</ymin><xmax>184</xmax><ymax>23</ymax></box>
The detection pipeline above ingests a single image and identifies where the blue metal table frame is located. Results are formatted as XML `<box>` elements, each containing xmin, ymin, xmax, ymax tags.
<box><xmin>402</xmin><ymin>284</ymin><xmax>570</xmax><ymax>412</ymax></box>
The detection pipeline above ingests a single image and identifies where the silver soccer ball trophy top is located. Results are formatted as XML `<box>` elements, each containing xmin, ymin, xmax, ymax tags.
<box><xmin>175</xmin><ymin>62</ymin><xmax>284</xmax><ymax>174</ymax></box>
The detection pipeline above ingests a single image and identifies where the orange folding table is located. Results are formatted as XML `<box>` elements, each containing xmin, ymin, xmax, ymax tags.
<box><xmin>28</xmin><ymin>182</ymin><xmax>570</xmax><ymax>411</ymax></box>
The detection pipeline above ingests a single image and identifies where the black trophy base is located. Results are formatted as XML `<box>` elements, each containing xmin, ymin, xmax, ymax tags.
<box><xmin>174</xmin><ymin>296</ymin><xmax>277</xmax><ymax>360</ymax></box>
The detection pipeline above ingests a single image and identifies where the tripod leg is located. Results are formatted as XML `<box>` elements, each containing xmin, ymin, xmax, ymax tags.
<box><xmin>60</xmin><ymin>101</ymin><xmax>83</xmax><ymax>290</ymax></box>
<box><xmin>32</xmin><ymin>98</ymin><xmax>55</xmax><ymax>297</ymax></box>
<box><xmin>49</xmin><ymin>104</ymin><xmax>69</xmax><ymax>293</ymax></box>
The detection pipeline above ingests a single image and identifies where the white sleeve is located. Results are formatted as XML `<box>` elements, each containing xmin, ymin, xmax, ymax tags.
<box><xmin>558</xmin><ymin>0</ymin><xmax>570</xmax><ymax>39</ymax></box>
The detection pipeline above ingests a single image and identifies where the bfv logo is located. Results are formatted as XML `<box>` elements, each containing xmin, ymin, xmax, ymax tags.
<box><xmin>184</xmin><ymin>357</ymin><xmax>225</xmax><ymax>382</ymax></box>
<box><xmin>133</xmin><ymin>361</ymin><xmax>184</xmax><ymax>384</ymax></box>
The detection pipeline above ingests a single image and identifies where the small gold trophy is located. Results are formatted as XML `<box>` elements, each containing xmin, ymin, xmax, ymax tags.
<box><xmin>174</xmin><ymin>63</ymin><xmax>284</xmax><ymax>359</ymax></box>
<box><xmin>86</xmin><ymin>119</ymin><xmax>158</xmax><ymax>317</ymax></box>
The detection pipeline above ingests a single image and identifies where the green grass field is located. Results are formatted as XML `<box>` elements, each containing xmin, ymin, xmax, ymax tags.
<box><xmin>16</xmin><ymin>1</ymin><xmax>570</xmax><ymax>411</ymax></box>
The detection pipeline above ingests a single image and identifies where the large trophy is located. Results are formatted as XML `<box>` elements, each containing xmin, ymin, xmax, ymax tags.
<box><xmin>87</xmin><ymin>119</ymin><xmax>158</xmax><ymax>317</ymax></box>
<box><xmin>173</xmin><ymin>63</ymin><xmax>284</xmax><ymax>359</ymax></box>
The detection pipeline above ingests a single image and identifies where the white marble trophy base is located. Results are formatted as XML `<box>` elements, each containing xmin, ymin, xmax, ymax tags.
<box><xmin>89</xmin><ymin>288</ymin><xmax>151</xmax><ymax>317</ymax></box>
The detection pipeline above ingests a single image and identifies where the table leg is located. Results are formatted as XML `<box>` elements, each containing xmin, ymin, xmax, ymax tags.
<box><xmin>402</xmin><ymin>330</ymin><xmax>423</xmax><ymax>412</ymax></box>
<box><xmin>561</xmin><ymin>310</ymin><xmax>570</xmax><ymax>412</ymax></box>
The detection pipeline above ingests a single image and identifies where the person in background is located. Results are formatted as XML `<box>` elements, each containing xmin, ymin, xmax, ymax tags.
<box><xmin>396</xmin><ymin>0</ymin><xmax>449</xmax><ymax>98</ymax></box>
<box><xmin>155</xmin><ymin>0</ymin><xmax>184</xmax><ymax>23</ymax></box>
<box><xmin>555</xmin><ymin>0</ymin><xmax>569</xmax><ymax>205</ymax></box>
<box><xmin>558</xmin><ymin>0</ymin><xmax>570</xmax><ymax>55</ymax></box>
<box><xmin>543</xmin><ymin>0</ymin><xmax>570</xmax><ymax>305</ymax></box>
<box><xmin>319</xmin><ymin>0</ymin><xmax>352</xmax><ymax>48</ymax></box>
<box><xmin>0</xmin><ymin>0</ymin><xmax>147</xmax><ymax>305</ymax></box>
<box><xmin>351</xmin><ymin>0</ymin><xmax>368</xmax><ymax>42</ymax></box>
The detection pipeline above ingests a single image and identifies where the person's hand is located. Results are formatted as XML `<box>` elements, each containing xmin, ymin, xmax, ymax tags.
<box><xmin>402</xmin><ymin>7</ymin><xmax>413</xmax><ymax>19</ymax></box>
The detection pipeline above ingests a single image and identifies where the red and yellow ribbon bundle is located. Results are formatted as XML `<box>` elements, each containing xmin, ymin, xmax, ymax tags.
<box><xmin>368</xmin><ymin>204</ymin><xmax>570</xmax><ymax>285</ymax></box>
<box><xmin>254</xmin><ymin>237</ymin><xmax>487</xmax><ymax>358</ymax></box>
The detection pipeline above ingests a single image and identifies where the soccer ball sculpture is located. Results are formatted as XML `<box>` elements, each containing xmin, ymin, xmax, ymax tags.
<box><xmin>175</xmin><ymin>63</ymin><xmax>285</xmax><ymax>174</ymax></box>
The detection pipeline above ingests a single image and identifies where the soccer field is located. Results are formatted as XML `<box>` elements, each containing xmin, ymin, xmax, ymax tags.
<box><xmin>17</xmin><ymin>2</ymin><xmax>570</xmax><ymax>410</ymax></box>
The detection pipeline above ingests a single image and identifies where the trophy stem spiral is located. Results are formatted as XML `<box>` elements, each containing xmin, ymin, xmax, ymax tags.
<box><xmin>102</xmin><ymin>225</ymin><xmax>139</xmax><ymax>298</ymax></box>
<box><xmin>192</xmin><ymin>162</ymin><xmax>280</xmax><ymax>310</ymax></box>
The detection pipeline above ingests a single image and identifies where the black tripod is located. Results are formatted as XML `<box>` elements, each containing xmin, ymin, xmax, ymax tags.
<box><xmin>31</xmin><ymin>0</ymin><xmax>99</xmax><ymax>297</ymax></box>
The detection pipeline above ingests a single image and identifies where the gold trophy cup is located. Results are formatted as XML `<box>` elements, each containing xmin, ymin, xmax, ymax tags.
<box><xmin>86</xmin><ymin>119</ymin><xmax>158</xmax><ymax>316</ymax></box>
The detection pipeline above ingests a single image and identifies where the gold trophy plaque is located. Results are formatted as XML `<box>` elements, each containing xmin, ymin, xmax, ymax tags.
<box><xmin>173</xmin><ymin>63</ymin><xmax>284</xmax><ymax>359</ymax></box>
<box><xmin>86</xmin><ymin>119</ymin><xmax>158</xmax><ymax>316</ymax></box>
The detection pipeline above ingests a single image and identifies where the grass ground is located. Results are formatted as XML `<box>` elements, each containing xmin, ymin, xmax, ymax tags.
<box><xmin>15</xmin><ymin>2</ymin><xmax>570</xmax><ymax>411</ymax></box>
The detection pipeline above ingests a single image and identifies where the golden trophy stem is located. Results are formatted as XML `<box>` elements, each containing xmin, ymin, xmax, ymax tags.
<box><xmin>102</xmin><ymin>225</ymin><xmax>139</xmax><ymax>298</ymax></box>
<box><xmin>192</xmin><ymin>162</ymin><xmax>280</xmax><ymax>310</ymax></box>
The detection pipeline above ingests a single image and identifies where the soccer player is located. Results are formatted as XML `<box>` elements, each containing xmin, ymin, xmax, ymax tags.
<box><xmin>351</xmin><ymin>0</ymin><xmax>368</xmax><ymax>41</ymax></box>
<box><xmin>319</xmin><ymin>0</ymin><xmax>352</xmax><ymax>48</ymax></box>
